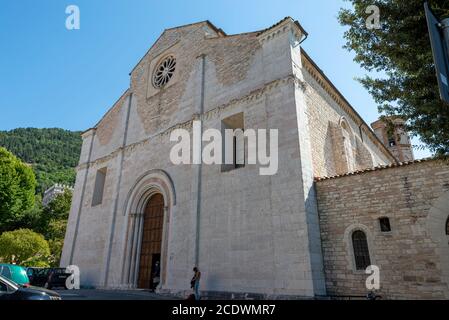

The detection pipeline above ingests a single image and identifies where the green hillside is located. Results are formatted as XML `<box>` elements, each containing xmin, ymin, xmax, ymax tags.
<box><xmin>0</xmin><ymin>128</ymin><xmax>82</xmax><ymax>194</ymax></box>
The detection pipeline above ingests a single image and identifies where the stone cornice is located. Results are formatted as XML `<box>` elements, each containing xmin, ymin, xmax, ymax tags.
<box><xmin>257</xmin><ymin>17</ymin><xmax>307</xmax><ymax>45</ymax></box>
<box><xmin>258</xmin><ymin>23</ymin><xmax>290</xmax><ymax>44</ymax></box>
<box><xmin>77</xmin><ymin>147</ymin><xmax>123</xmax><ymax>170</ymax></box>
<box><xmin>257</xmin><ymin>18</ymin><xmax>306</xmax><ymax>45</ymax></box>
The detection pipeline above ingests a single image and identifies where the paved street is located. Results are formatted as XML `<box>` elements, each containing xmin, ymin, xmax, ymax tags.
<box><xmin>54</xmin><ymin>289</ymin><xmax>181</xmax><ymax>300</ymax></box>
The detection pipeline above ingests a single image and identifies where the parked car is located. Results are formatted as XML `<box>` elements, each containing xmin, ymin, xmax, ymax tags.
<box><xmin>0</xmin><ymin>275</ymin><xmax>61</xmax><ymax>300</ymax></box>
<box><xmin>0</xmin><ymin>264</ymin><xmax>30</xmax><ymax>287</ymax></box>
<box><xmin>27</xmin><ymin>267</ymin><xmax>72</xmax><ymax>289</ymax></box>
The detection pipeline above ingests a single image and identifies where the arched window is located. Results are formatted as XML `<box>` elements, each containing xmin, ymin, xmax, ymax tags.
<box><xmin>352</xmin><ymin>230</ymin><xmax>371</xmax><ymax>270</ymax></box>
<box><xmin>446</xmin><ymin>217</ymin><xmax>449</xmax><ymax>235</ymax></box>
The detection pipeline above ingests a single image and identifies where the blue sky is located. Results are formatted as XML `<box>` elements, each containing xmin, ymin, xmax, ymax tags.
<box><xmin>0</xmin><ymin>0</ymin><xmax>431</xmax><ymax>158</ymax></box>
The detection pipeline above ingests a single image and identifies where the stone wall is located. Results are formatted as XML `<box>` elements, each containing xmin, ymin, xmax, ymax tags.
<box><xmin>316</xmin><ymin>159</ymin><xmax>449</xmax><ymax>299</ymax></box>
<box><xmin>302</xmin><ymin>66</ymin><xmax>394</xmax><ymax>178</ymax></box>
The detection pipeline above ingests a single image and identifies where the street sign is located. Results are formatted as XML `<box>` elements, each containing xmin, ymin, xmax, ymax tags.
<box><xmin>424</xmin><ymin>2</ymin><xmax>449</xmax><ymax>104</ymax></box>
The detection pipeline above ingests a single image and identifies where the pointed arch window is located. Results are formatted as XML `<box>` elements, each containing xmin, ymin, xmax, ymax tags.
<box><xmin>352</xmin><ymin>230</ymin><xmax>371</xmax><ymax>270</ymax></box>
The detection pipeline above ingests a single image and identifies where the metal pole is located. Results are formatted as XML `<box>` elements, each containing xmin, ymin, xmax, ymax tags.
<box><xmin>442</xmin><ymin>18</ymin><xmax>449</xmax><ymax>63</ymax></box>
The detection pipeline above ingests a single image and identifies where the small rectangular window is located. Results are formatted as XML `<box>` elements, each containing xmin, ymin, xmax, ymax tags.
<box><xmin>388</xmin><ymin>136</ymin><xmax>396</xmax><ymax>147</ymax></box>
<box><xmin>221</xmin><ymin>112</ymin><xmax>245</xmax><ymax>172</ymax></box>
<box><xmin>379</xmin><ymin>217</ymin><xmax>391</xmax><ymax>232</ymax></box>
<box><xmin>92</xmin><ymin>167</ymin><xmax>107</xmax><ymax>206</ymax></box>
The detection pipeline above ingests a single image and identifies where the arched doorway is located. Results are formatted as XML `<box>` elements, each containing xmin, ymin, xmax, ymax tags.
<box><xmin>120</xmin><ymin>169</ymin><xmax>176</xmax><ymax>289</ymax></box>
<box><xmin>137</xmin><ymin>193</ymin><xmax>164</xmax><ymax>289</ymax></box>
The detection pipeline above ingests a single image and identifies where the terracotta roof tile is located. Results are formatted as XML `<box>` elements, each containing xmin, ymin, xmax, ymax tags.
<box><xmin>256</xmin><ymin>16</ymin><xmax>308</xmax><ymax>37</ymax></box>
<box><xmin>314</xmin><ymin>157</ymin><xmax>442</xmax><ymax>182</ymax></box>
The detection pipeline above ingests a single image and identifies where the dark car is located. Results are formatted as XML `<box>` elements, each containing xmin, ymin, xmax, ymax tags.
<box><xmin>0</xmin><ymin>275</ymin><xmax>61</xmax><ymax>300</ymax></box>
<box><xmin>27</xmin><ymin>267</ymin><xmax>72</xmax><ymax>289</ymax></box>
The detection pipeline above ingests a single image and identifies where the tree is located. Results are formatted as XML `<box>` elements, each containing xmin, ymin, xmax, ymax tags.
<box><xmin>0</xmin><ymin>128</ymin><xmax>81</xmax><ymax>194</ymax></box>
<box><xmin>338</xmin><ymin>0</ymin><xmax>449</xmax><ymax>155</ymax></box>
<box><xmin>39</xmin><ymin>189</ymin><xmax>72</xmax><ymax>236</ymax></box>
<box><xmin>44</xmin><ymin>189</ymin><xmax>72</xmax><ymax>221</ymax></box>
<box><xmin>0</xmin><ymin>229</ymin><xmax>50</xmax><ymax>267</ymax></box>
<box><xmin>7</xmin><ymin>195</ymin><xmax>44</xmax><ymax>232</ymax></box>
<box><xmin>48</xmin><ymin>237</ymin><xmax>65</xmax><ymax>267</ymax></box>
<box><xmin>40</xmin><ymin>189</ymin><xmax>72</xmax><ymax>267</ymax></box>
<box><xmin>0</xmin><ymin>147</ymin><xmax>36</xmax><ymax>232</ymax></box>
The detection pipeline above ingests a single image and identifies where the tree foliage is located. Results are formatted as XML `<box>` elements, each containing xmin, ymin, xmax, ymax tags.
<box><xmin>0</xmin><ymin>131</ymin><xmax>77</xmax><ymax>267</ymax></box>
<box><xmin>6</xmin><ymin>195</ymin><xmax>44</xmax><ymax>232</ymax></box>
<box><xmin>41</xmin><ymin>189</ymin><xmax>71</xmax><ymax>235</ymax></box>
<box><xmin>339</xmin><ymin>0</ymin><xmax>449</xmax><ymax>155</ymax></box>
<box><xmin>0</xmin><ymin>147</ymin><xmax>36</xmax><ymax>232</ymax></box>
<box><xmin>40</xmin><ymin>190</ymin><xmax>72</xmax><ymax>267</ymax></box>
<box><xmin>0</xmin><ymin>229</ymin><xmax>50</xmax><ymax>267</ymax></box>
<box><xmin>0</xmin><ymin>128</ymin><xmax>82</xmax><ymax>193</ymax></box>
<box><xmin>10</xmin><ymin>190</ymin><xmax>72</xmax><ymax>267</ymax></box>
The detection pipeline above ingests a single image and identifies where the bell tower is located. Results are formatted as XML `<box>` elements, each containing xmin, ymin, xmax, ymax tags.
<box><xmin>371</xmin><ymin>117</ymin><xmax>414</xmax><ymax>162</ymax></box>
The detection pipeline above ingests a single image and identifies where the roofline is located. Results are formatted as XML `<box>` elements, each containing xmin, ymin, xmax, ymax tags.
<box><xmin>301</xmin><ymin>49</ymin><xmax>397</xmax><ymax>163</ymax></box>
<box><xmin>315</xmin><ymin>157</ymin><xmax>444</xmax><ymax>182</ymax></box>
<box><xmin>129</xmin><ymin>20</ymin><xmax>226</xmax><ymax>76</ymax></box>
<box><xmin>81</xmin><ymin>127</ymin><xmax>96</xmax><ymax>136</ymax></box>
<box><xmin>99</xmin><ymin>18</ymin><xmax>295</xmax><ymax>136</ymax></box>
<box><xmin>82</xmin><ymin>88</ymin><xmax>131</xmax><ymax>137</ymax></box>
<box><xmin>165</xmin><ymin>20</ymin><xmax>227</xmax><ymax>36</ymax></box>
<box><xmin>256</xmin><ymin>16</ymin><xmax>308</xmax><ymax>38</ymax></box>
<box><xmin>128</xmin><ymin>17</ymin><xmax>307</xmax><ymax>76</ymax></box>
<box><xmin>294</xmin><ymin>20</ymin><xmax>309</xmax><ymax>38</ymax></box>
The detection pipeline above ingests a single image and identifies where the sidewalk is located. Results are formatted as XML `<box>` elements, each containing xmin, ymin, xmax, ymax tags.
<box><xmin>55</xmin><ymin>289</ymin><xmax>181</xmax><ymax>300</ymax></box>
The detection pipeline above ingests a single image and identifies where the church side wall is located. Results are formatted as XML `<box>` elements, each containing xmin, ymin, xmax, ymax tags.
<box><xmin>316</xmin><ymin>160</ymin><xmax>449</xmax><ymax>299</ymax></box>
<box><xmin>303</xmin><ymin>70</ymin><xmax>393</xmax><ymax>178</ymax></box>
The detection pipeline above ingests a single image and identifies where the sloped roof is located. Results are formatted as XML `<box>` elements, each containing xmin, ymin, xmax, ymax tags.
<box><xmin>256</xmin><ymin>16</ymin><xmax>308</xmax><ymax>38</ymax></box>
<box><xmin>128</xmin><ymin>17</ymin><xmax>306</xmax><ymax>75</ymax></box>
<box><xmin>165</xmin><ymin>20</ymin><xmax>227</xmax><ymax>36</ymax></box>
<box><xmin>314</xmin><ymin>158</ymin><xmax>441</xmax><ymax>182</ymax></box>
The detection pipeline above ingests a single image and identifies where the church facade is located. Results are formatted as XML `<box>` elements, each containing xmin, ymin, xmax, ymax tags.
<box><xmin>61</xmin><ymin>17</ymin><xmax>449</xmax><ymax>299</ymax></box>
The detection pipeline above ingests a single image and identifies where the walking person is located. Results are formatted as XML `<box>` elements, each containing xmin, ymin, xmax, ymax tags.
<box><xmin>191</xmin><ymin>267</ymin><xmax>201</xmax><ymax>300</ymax></box>
<box><xmin>152</xmin><ymin>261</ymin><xmax>160</xmax><ymax>292</ymax></box>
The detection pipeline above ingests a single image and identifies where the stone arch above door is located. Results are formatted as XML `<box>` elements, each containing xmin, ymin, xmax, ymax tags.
<box><xmin>120</xmin><ymin>169</ymin><xmax>176</xmax><ymax>289</ymax></box>
<box><xmin>123</xmin><ymin>169</ymin><xmax>176</xmax><ymax>216</ymax></box>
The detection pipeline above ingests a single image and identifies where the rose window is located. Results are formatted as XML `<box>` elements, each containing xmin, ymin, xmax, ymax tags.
<box><xmin>153</xmin><ymin>55</ymin><xmax>176</xmax><ymax>88</ymax></box>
